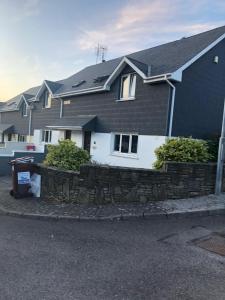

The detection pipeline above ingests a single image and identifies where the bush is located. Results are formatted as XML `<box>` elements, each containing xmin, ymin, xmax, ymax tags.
<box><xmin>153</xmin><ymin>137</ymin><xmax>212</xmax><ymax>170</ymax></box>
<box><xmin>44</xmin><ymin>139</ymin><xmax>90</xmax><ymax>171</ymax></box>
<box><xmin>206</xmin><ymin>136</ymin><xmax>219</xmax><ymax>162</ymax></box>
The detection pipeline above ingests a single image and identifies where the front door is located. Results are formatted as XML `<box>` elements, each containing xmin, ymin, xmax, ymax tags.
<box><xmin>65</xmin><ymin>130</ymin><xmax>72</xmax><ymax>140</ymax></box>
<box><xmin>83</xmin><ymin>131</ymin><xmax>91</xmax><ymax>153</ymax></box>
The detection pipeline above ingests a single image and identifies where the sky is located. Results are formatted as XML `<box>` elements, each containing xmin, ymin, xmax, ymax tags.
<box><xmin>0</xmin><ymin>0</ymin><xmax>224</xmax><ymax>101</ymax></box>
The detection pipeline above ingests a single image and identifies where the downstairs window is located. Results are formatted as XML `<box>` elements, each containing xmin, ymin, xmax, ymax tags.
<box><xmin>18</xmin><ymin>135</ymin><xmax>27</xmax><ymax>142</ymax></box>
<box><xmin>114</xmin><ymin>133</ymin><xmax>138</xmax><ymax>154</ymax></box>
<box><xmin>42</xmin><ymin>130</ymin><xmax>52</xmax><ymax>143</ymax></box>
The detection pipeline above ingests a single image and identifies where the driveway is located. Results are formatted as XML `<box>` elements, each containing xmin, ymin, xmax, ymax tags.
<box><xmin>0</xmin><ymin>215</ymin><xmax>225</xmax><ymax>299</ymax></box>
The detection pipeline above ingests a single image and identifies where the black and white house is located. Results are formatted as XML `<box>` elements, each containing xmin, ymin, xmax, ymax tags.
<box><xmin>0</xmin><ymin>25</ymin><xmax>225</xmax><ymax>169</ymax></box>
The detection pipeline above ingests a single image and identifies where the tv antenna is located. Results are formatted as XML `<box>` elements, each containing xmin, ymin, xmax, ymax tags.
<box><xmin>95</xmin><ymin>44</ymin><xmax>108</xmax><ymax>64</ymax></box>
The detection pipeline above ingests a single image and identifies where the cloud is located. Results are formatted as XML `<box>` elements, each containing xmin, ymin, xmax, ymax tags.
<box><xmin>76</xmin><ymin>0</ymin><xmax>225</xmax><ymax>57</ymax></box>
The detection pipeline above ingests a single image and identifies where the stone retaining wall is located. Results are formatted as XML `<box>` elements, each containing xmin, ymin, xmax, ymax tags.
<box><xmin>38</xmin><ymin>162</ymin><xmax>223</xmax><ymax>204</ymax></box>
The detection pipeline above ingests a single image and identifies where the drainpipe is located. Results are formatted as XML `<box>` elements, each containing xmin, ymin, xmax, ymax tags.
<box><xmin>60</xmin><ymin>98</ymin><xmax>63</xmax><ymax>118</ymax></box>
<box><xmin>28</xmin><ymin>106</ymin><xmax>32</xmax><ymax>142</ymax></box>
<box><xmin>165</xmin><ymin>78</ymin><xmax>176</xmax><ymax>137</ymax></box>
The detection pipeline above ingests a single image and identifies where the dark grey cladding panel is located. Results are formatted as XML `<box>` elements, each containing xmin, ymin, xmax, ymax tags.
<box><xmin>62</xmin><ymin>73</ymin><xmax>170</xmax><ymax>135</ymax></box>
<box><xmin>31</xmin><ymin>96</ymin><xmax>62</xmax><ymax>131</ymax></box>
<box><xmin>172</xmin><ymin>39</ymin><xmax>225</xmax><ymax>139</ymax></box>
<box><xmin>0</xmin><ymin>110</ymin><xmax>29</xmax><ymax>135</ymax></box>
<box><xmin>0</xmin><ymin>124</ymin><xmax>14</xmax><ymax>134</ymax></box>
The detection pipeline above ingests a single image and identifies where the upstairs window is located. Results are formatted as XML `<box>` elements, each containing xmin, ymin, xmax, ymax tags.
<box><xmin>64</xmin><ymin>100</ymin><xmax>71</xmax><ymax>105</ymax></box>
<box><xmin>42</xmin><ymin>130</ymin><xmax>52</xmax><ymax>143</ymax></box>
<box><xmin>22</xmin><ymin>102</ymin><xmax>28</xmax><ymax>117</ymax></box>
<box><xmin>43</xmin><ymin>91</ymin><xmax>52</xmax><ymax>108</ymax></box>
<box><xmin>114</xmin><ymin>133</ymin><xmax>138</xmax><ymax>154</ymax></box>
<box><xmin>120</xmin><ymin>73</ymin><xmax>137</xmax><ymax>100</ymax></box>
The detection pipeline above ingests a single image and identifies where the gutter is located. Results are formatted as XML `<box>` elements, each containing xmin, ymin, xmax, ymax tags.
<box><xmin>52</xmin><ymin>85</ymin><xmax>106</xmax><ymax>99</ymax></box>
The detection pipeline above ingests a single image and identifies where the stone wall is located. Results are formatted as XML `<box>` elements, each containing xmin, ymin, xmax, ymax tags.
<box><xmin>38</xmin><ymin>162</ymin><xmax>222</xmax><ymax>204</ymax></box>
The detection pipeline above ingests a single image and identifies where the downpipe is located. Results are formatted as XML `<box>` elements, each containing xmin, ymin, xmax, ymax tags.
<box><xmin>165</xmin><ymin>78</ymin><xmax>176</xmax><ymax>137</ymax></box>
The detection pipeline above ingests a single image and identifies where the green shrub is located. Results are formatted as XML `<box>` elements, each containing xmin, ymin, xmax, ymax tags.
<box><xmin>153</xmin><ymin>137</ymin><xmax>212</xmax><ymax>170</ymax></box>
<box><xmin>44</xmin><ymin>139</ymin><xmax>90</xmax><ymax>171</ymax></box>
<box><xmin>206</xmin><ymin>136</ymin><xmax>219</xmax><ymax>162</ymax></box>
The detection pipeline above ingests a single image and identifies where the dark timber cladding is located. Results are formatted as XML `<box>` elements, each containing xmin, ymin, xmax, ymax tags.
<box><xmin>172</xmin><ymin>39</ymin><xmax>225</xmax><ymax>139</ymax></box>
<box><xmin>0</xmin><ymin>110</ymin><xmax>29</xmax><ymax>135</ymax></box>
<box><xmin>31</xmin><ymin>93</ymin><xmax>61</xmax><ymax>133</ymax></box>
<box><xmin>63</xmin><ymin>67</ymin><xmax>170</xmax><ymax>136</ymax></box>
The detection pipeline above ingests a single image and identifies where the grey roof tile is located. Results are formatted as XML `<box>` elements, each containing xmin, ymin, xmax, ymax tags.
<box><xmin>1</xmin><ymin>25</ymin><xmax>225</xmax><ymax>109</ymax></box>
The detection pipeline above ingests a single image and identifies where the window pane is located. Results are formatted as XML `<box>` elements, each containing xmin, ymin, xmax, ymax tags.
<box><xmin>114</xmin><ymin>134</ymin><xmax>120</xmax><ymax>151</ymax></box>
<box><xmin>49</xmin><ymin>131</ymin><xmax>52</xmax><ymax>142</ymax></box>
<box><xmin>121</xmin><ymin>135</ymin><xmax>130</xmax><ymax>153</ymax></box>
<box><xmin>121</xmin><ymin>75</ymin><xmax>130</xmax><ymax>99</ymax></box>
<box><xmin>129</xmin><ymin>74</ymin><xmax>136</xmax><ymax>98</ymax></box>
<box><xmin>48</xmin><ymin>94</ymin><xmax>52</xmax><ymax>107</ymax></box>
<box><xmin>45</xmin><ymin>131</ymin><xmax>49</xmax><ymax>142</ymax></box>
<box><xmin>131</xmin><ymin>135</ymin><xmax>138</xmax><ymax>153</ymax></box>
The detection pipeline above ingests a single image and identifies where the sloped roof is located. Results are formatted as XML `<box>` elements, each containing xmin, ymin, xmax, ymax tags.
<box><xmin>46</xmin><ymin>115</ymin><xmax>96</xmax><ymax>131</ymax></box>
<box><xmin>0</xmin><ymin>86</ymin><xmax>40</xmax><ymax>112</ymax></box>
<box><xmin>1</xmin><ymin>25</ymin><xmax>225</xmax><ymax>109</ymax></box>
<box><xmin>0</xmin><ymin>124</ymin><xmax>14</xmax><ymax>133</ymax></box>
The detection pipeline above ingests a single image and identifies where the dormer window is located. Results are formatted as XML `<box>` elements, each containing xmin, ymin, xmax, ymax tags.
<box><xmin>120</xmin><ymin>73</ymin><xmax>136</xmax><ymax>100</ymax></box>
<box><xmin>43</xmin><ymin>90</ymin><xmax>51</xmax><ymax>108</ymax></box>
<box><xmin>22</xmin><ymin>102</ymin><xmax>28</xmax><ymax>117</ymax></box>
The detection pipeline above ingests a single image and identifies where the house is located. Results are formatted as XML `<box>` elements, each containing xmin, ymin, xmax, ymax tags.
<box><xmin>0</xmin><ymin>25</ymin><xmax>225</xmax><ymax>169</ymax></box>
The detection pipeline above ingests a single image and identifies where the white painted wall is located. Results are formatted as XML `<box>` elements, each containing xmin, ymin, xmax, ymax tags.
<box><xmin>52</xmin><ymin>130</ymin><xmax>63</xmax><ymax>144</ymax></box>
<box><xmin>3</xmin><ymin>133</ymin><xmax>17</xmax><ymax>142</ymax></box>
<box><xmin>90</xmin><ymin>133</ymin><xmax>166</xmax><ymax>169</ymax></box>
<box><xmin>71</xmin><ymin>131</ymin><xmax>83</xmax><ymax>148</ymax></box>
<box><xmin>33</xmin><ymin>129</ymin><xmax>64</xmax><ymax>145</ymax></box>
<box><xmin>0</xmin><ymin>141</ymin><xmax>45</xmax><ymax>155</ymax></box>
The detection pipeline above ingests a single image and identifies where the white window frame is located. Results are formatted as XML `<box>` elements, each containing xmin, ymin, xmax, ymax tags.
<box><xmin>112</xmin><ymin>133</ymin><xmax>139</xmax><ymax>157</ymax></box>
<box><xmin>43</xmin><ymin>91</ymin><xmax>52</xmax><ymax>108</ymax></box>
<box><xmin>18</xmin><ymin>135</ymin><xmax>26</xmax><ymax>142</ymax></box>
<box><xmin>119</xmin><ymin>73</ymin><xmax>137</xmax><ymax>101</ymax></box>
<box><xmin>64</xmin><ymin>100</ymin><xmax>71</xmax><ymax>105</ymax></box>
<box><xmin>42</xmin><ymin>130</ymin><xmax>52</xmax><ymax>143</ymax></box>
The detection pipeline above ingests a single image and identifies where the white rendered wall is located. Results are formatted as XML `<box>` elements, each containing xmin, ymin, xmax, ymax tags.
<box><xmin>33</xmin><ymin>129</ymin><xmax>63</xmax><ymax>145</ymax></box>
<box><xmin>71</xmin><ymin>131</ymin><xmax>83</xmax><ymax>148</ymax></box>
<box><xmin>90</xmin><ymin>133</ymin><xmax>166</xmax><ymax>169</ymax></box>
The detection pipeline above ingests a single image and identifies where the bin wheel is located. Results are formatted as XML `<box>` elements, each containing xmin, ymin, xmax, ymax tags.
<box><xmin>10</xmin><ymin>190</ymin><xmax>14</xmax><ymax>197</ymax></box>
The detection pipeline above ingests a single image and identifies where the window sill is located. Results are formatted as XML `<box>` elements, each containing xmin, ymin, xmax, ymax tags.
<box><xmin>111</xmin><ymin>152</ymin><xmax>138</xmax><ymax>159</ymax></box>
<box><xmin>42</xmin><ymin>107</ymin><xmax>51</xmax><ymax>109</ymax></box>
<box><xmin>41</xmin><ymin>141</ymin><xmax>52</xmax><ymax>144</ymax></box>
<box><xmin>116</xmin><ymin>97</ymin><xmax>135</xmax><ymax>102</ymax></box>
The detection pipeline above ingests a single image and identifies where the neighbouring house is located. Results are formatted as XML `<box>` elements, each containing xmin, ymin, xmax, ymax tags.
<box><xmin>0</xmin><ymin>25</ymin><xmax>225</xmax><ymax>169</ymax></box>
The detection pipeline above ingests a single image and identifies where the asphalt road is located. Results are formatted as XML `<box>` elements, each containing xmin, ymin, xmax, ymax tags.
<box><xmin>0</xmin><ymin>215</ymin><xmax>225</xmax><ymax>300</ymax></box>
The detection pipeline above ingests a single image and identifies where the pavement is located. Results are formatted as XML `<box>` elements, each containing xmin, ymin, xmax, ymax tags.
<box><xmin>0</xmin><ymin>176</ymin><xmax>225</xmax><ymax>221</ymax></box>
<box><xmin>1</xmin><ymin>214</ymin><xmax>225</xmax><ymax>299</ymax></box>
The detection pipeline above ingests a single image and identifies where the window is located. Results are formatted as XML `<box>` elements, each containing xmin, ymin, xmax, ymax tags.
<box><xmin>120</xmin><ymin>73</ymin><xmax>137</xmax><ymax>100</ymax></box>
<box><xmin>42</xmin><ymin>130</ymin><xmax>52</xmax><ymax>143</ymax></box>
<box><xmin>64</xmin><ymin>100</ymin><xmax>71</xmax><ymax>105</ymax></box>
<box><xmin>43</xmin><ymin>91</ymin><xmax>51</xmax><ymax>108</ymax></box>
<box><xmin>18</xmin><ymin>135</ymin><xmax>26</xmax><ymax>142</ymax></box>
<box><xmin>22</xmin><ymin>102</ymin><xmax>28</xmax><ymax>117</ymax></box>
<box><xmin>113</xmin><ymin>134</ymin><xmax>138</xmax><ymax>154</ymax></box>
